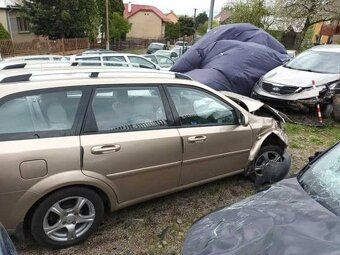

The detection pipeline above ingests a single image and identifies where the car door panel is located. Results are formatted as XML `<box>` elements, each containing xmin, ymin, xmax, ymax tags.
<box><xmin>165</xmin><ymin>85</ymin><xmax>253</xmax><ymax>185</ymax></box>
<box><xmin>80</xmin><ymin>86</ymin><xmax>182</xmax><ymax>203</ymax></box>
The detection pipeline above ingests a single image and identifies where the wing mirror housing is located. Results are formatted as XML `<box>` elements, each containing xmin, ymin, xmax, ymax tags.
<box><xmin>237</xmin><ymin>111</ymin><xmax>249</xmax><ymax>126</ymax></box>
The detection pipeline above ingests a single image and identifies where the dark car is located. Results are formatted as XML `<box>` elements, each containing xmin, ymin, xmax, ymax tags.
<box><xmin>182</xmin><ymin>142</ymin><xmax>340</xmax><ymax>255</ymax></box>
<box><xmin>0</xmin><ymin>224</ymin><xmax>16</xmax><ymax>255</ymax></box>
<box><xmin>146</xmin><ymin>43</ymin><xmax>167</xmax><ymax>54</ymax></box>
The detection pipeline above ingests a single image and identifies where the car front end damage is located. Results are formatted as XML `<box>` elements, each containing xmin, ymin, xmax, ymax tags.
<box><xmin>222</xmin><ymin>91</ymin><xmax>291</xmax><ymax>185</ymax></box>
<box><xmin>252</xmin><ymin>77</ymin><xmax>340</xmax><ymax>114</ymax></box>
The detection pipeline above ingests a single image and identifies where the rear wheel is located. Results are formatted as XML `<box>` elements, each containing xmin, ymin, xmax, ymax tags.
<box><xmin>31</xmin><ymin>187</ymin><xmax>104</xmax><ymax>249</ymax></box>
<box><xmin>248</xmin><ymin>145</ymin><xmax>284</xmax><ymax>182</ymax></box>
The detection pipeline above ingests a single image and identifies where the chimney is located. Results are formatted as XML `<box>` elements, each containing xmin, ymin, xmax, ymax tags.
<box><xmin>128</xmin><ymin>1</ymin><xmax>132</xmax><ymax>13</ymax></box>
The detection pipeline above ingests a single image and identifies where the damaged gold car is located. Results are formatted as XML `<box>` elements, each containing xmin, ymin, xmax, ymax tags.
<box><xmin>0</xmin><ymin>68</ymin><xmax>290</xmax><ymax>248</ymax></box>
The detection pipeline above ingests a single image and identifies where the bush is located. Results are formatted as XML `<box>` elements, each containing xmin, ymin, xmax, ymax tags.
<box><xmin>0</xmin><ymin>23</ymin><xmax>10</xmax><ymax>40</ymax></box>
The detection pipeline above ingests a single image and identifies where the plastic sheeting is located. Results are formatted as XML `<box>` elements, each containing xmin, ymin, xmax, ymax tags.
<box><xmin>182</xmin><ymin>178</ymin><xmax>340</xmax><ymax>255</ymax></box>
<box><xmin>171</xmin><ymin>23</ymin><xmax>289</xmax><ymax>96</ymax></box>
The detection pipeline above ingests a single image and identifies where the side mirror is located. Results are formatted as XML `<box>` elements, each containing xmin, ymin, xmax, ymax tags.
<box><xmin>240</xmin><ymin>113</ymin><xmax>249</xmax><ymax>126</ymax></box>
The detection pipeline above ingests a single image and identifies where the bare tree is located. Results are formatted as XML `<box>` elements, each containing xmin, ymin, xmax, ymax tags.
<box><xmin>275</xmin><ymin>0</ymin><xmax>340</xmax><ymax>48</ymax></box>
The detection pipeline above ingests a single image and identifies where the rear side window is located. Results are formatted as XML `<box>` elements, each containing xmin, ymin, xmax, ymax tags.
<box><xmin>0</xmin><ymin>89</ymin><xmax>84</xmax><ymax>140</ymax></box>
<box><xmin>86</xmin><ymin>86</ymin><xmax>168</xmax><ymax>132</ymax></box>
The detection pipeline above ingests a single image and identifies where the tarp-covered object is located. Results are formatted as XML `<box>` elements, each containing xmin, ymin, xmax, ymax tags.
<box><xmin>182</xmin><ymin>178</ymin><xmax>340</xmax><ymax>255</ymax></box>
<box><xmin>171</xmin><ymin>23</ymin><xmax>289</xmax><ymax>96</ymax></box>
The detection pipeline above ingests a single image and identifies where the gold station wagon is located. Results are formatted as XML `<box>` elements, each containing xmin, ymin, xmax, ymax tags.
<box><xmin>0</xmin><ymin>67</ymin><xmax>289</xmax><ymax>248</ymax></box>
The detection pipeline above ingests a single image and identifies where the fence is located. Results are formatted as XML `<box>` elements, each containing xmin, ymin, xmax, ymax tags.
<box><xmin>0</xmin><ymin>38</ymin><xmax>89</xmax><ymax>57</ymax></box>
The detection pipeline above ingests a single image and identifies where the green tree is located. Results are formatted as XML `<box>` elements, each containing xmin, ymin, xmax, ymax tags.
<box><xmin>227</xmin><ymin>0</ymin><xmax>271</xmax><ymax>29</ymax></box>
<box><xmin>0</xmin><ymin>23</ymin><xmax>10</xmax><ymax>39</ymax></box>
<box><xmin>165</xmin><ymin>22</ymin><xmax>180</xmax><ymax>40</ymax></box>
<box><xmin>195</xmin><ymin>12</ymin><xmax>208</xmax><ymax>28</ymax></box>
<box><xmin>178</xmin><ymin>16</ymin><xmax>195</xmax><ymax>37</ymax></box>
<box><xmin>197</xmin><ymin>20</ymin><xmax>219</xmax><ymax>35</ymax></box>
<box><xmin>22</xmin><ymin>0</ymin><xmax>100</xmax><ymax>39</ymax></box>
<box><xmin>275</xmin><ymin>0</ymin><xmax>340</xmax><ymax>49</ymax></box>
<box><xmin>109</xmin><ymin>12</ymin><xmax>131</xmax><ymax>41</ymax></box>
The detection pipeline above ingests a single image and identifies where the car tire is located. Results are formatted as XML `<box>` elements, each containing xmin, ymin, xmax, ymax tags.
<box><xmin>248</xmin><ymin>145</ymin><xmax>284</xmax><ymax>183</ymax></box>
<box><xmin>333</xmin><ymin>94</ymin><xmax>340</xmax><ymax>121</ymax></box>
<box><xmin>30</xmin><ymin>187</ymin><xmax>104</xmax><ymax>249</ymax></box>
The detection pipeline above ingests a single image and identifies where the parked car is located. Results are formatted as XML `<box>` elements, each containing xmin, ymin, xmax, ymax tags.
<box><xmin>0</xmin><ymin>67</ymin><xmax>289</xmax><ymax>249</ymax></box>
<box><xmin>147</xmin><ymin>42</ymin><xmax>168</xmax><ymax>54</ymax></box>
<box><xmin>4</xmin><ymin>55</ymin><xmax>64</xmax><ymax>62</ymax></box>
<box><xmin>174</xmin><ymin>41</ymin><xmax>189</xmax><ymax>48</ymax></box>
<box><xmin>143</xmin><ymin>54</ymin><xmax>175</xmax><ymax>69</ymax></box>
<box><xmin>72</xmin><ymin>53</ymin><xmax>162</xmax><ymax>70</ymax></box>
<box><xmin>154</xmin><ymin>49</ymin><xmax>179</xmax><ymax>60</ymax></box>
<box><xmin>182</xmin><ymin>141</ymin><xmax>340</xmax><ymax>255</ymax></box>
<box><xmin>252</xmin><ymin>45</ymin><xmax>340</xmax><ymax>119</ymax></box>
<box><xmin>82</xmin><ymin>48</ymin><xmax>117</xmax><ymax>55</ymax></box>
<box><xmin>0</xmin><ymin>223</ymin><xmax>16</xmax><ymax>255</ymax></box>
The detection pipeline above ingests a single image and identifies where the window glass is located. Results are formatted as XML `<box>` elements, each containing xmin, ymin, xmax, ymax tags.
<box><xmin>157</xmin><ymin>56</ymin><xmax>173</xmax><ymax>65</ymax></box>
<box><xmin>102</xmin><ymin>56</ymin><xmax>123</xmax><ymax>62</ymax></box>
<box><xmin>144</xmin><ymin>55</ymin><xmax>158</xmax><ymax>64</ymax></box>
<box><xmin>91</xmin><ymin>87</ymin><xmax>168</xmax><ymax>132</ymax></box>
<box><xmin>0</xmin><ymin>90</ymin><xmax>82</xmax><ymax>135</ymax></box>
<box><xmin>128</xmin><ymin>56</ymin><xmax>156</xmax><ymax>69</ymax></box>
<box><xmin>168</xmin><ymin>87</ymin><xmax>237</xmax><ymax>126</ymax></box>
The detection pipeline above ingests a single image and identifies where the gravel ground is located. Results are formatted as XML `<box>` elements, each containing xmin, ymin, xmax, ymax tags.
<box><xmin>14</xmin><ymin>120</ymin><xmax>340</xmax><ymax>255</ymax></box>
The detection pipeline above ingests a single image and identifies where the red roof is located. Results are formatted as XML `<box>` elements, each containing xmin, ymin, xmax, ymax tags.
<box><xmin>124</xmin><ymin>3</ymin><xmax>170</xmax><ymax>22</ymax></box>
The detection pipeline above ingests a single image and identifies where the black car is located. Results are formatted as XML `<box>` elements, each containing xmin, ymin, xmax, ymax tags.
<box><xmin>146</xmin><ymin>43</ymin><xmax>167</xmax><ymax>54</ymax></box>
<box><xmin>0</xmin><ymin>224</ymin><xmax>16</xmax><ymax>255</ymax></box>
<box><xmin>183</xmin><ymin>142</ymin><xmax>340</xmax><ymax>255</ymax></box>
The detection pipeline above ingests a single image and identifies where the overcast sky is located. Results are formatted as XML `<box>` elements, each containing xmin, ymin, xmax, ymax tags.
<box><xmin>123</xmin><ymin>0</ymin><xmax>228</xmax><ymax>16</ymax></box>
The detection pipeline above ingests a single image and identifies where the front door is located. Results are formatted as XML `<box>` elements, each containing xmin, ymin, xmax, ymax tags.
<box><xmin>81</xmin><ymin>85</ymin><xmax>182</xmax><ymax>203</ymax></box>
<box><xmin>166</xmin><ymin>85</ymin><xmax>253</xmax><ymax>185</ymax></box>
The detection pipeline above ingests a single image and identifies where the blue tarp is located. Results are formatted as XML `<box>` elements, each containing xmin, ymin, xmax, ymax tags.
<box><xmin>170</xmin><ymin>23</ymin><xmax>289</xmax><ymax>96</ymax></box>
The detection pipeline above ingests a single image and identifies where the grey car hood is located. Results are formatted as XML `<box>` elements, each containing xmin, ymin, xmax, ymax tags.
<box><xmin>182</xmin><ymin>178</ymin><xmax>340</xmax><ymax>255</ymax></box>
<box><xmin>221</xmin><ymin>91</ymin><xmax>285</xmax><ymax>122</ymax></box>
<box><xmin>264</xmin><ymin>66</ymin><xmax>340</xmax><ymax>87</ymax></box>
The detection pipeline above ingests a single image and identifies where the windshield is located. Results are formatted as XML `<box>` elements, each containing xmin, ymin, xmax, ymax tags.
<box><xmin>285</xmin><ymin>50</ymin><xmax>340</xmax><ymax>74</ymax></box>
<box><xmin>298</xmin><ymin>143</ymin><xmax>340</xmax><ymax>216</ymax></box>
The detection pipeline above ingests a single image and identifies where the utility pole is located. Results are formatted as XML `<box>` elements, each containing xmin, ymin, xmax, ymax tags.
<box><xmin>106</xmin><ymin>0</ymin><xmax>110</xmax><ymax>50</ymax></box>
<box><xmin>193</xmin><ymin>8</ymin><xmax>197</xmax><ymax>41</ymax></box>
<box><xmin>207</xmin><ymin>0</ymin><xmax>215</xmax><ymax>32</ymax></box>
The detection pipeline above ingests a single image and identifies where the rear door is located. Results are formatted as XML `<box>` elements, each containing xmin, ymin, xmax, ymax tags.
<box><xmin>80</xmin><ymin>85</ymin><xmax>182</xmax><ymax>203</ymax></box>
<box><xmin>165</xmin><ymin>85</ymin><xmax>253</xmax><ymax>185</ymax></box>
<box><xmin>0</xmin><ymin>87</ymin><xmax>88</xmax><ymax>210</ymax></box>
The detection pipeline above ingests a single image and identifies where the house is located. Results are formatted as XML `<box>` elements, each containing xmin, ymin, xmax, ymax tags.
<box><xmin>123</xmin><ymin>2</ymin><xmax>170</xmax><ymax>39</ymax></box>
<box><xmin>0</xmin><ymin>0</ymin><xmax>39</xmax><ymax>42</ymax></box>
<box><xmin>313</xmin><ymin>20</ymin><xmax>340</xmax><ymax>44</ymax></box>
<box><xmin>166</xmin><ymin>10</ymin><xmax>178</xmax><ymax>23</ymax></box>
<box><xmin>214</xmin><ymin>9</ymin><xmax>231</xmax><ymax>25</ymax></box>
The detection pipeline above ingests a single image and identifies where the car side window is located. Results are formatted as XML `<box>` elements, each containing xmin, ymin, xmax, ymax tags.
<box><xmin>158</xmin><ymin>56</ymin><xmax>173</xmax><ymax>65</ymax></box>
<box><xmin>0</xmin><ymin>90</ymin><xmax>83</xmax><ymax>139</ymax></box>
<box><xmin>128</xmin><ymin>56</ymin><xmax>156</xmax><ymax>69</ymax></box>
<box><xmin>167</xmin><ymin>86</ymin><xmax>237</xmax><ymax>126</ymax></box>
<box><xmin>88</xmin><ymin>86</ymin><xmax>168</xmax><ymax>132</ymax></box>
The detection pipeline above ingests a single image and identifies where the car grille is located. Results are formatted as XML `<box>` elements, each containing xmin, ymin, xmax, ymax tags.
<box><xmin>262</xmin><ymin>82</ymin><xmax>299</xmax><ymax>95</ymax></box>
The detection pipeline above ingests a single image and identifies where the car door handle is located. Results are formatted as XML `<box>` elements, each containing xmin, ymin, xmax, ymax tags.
<box><xmin>91</xmin><ymin>145</ymin><xmax>121</xmax><ymax>155</ymax></box>
<box><xmin>188</xmin><ymin>135</ymin><xmax>207</xmax><ymax>143</ymax></box>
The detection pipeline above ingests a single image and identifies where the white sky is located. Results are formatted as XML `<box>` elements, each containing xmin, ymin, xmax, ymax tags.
<box><xmin>123</xmin><ymin>0</ymin><xmax>228</xmax><ymax>16</ymax></box>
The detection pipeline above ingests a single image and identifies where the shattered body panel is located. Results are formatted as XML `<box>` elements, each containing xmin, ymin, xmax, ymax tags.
<box><xmin>183</xmin><ymin>143</ymin><xmax>340</xmax><ymax>255</ymax></box>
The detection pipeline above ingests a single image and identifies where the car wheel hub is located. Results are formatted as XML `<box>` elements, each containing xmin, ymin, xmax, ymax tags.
<box><xmin>254</xmin><ymin>151</ymin><xmax>282</xmax><ymax>177</ymax></box>
<box><xmin>43</xmin><ymin>196</ymin><xmax>96</xmax><ymax>242</ymax></box>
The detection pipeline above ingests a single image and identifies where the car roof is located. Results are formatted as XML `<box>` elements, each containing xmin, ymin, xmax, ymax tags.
<box><xmin>310</xmin><ymin>44</ymin><xmax>340</xmax><ymax>53</ymax></box>
<box><xmin>150</xmin><ymin>42</ymin><xmax>165</xmax><ymax>45</ymax></box>
<box><xmin>4</xmin><ymin>55</ymin><xmax>63</xmax><ymax>61</ymax></box>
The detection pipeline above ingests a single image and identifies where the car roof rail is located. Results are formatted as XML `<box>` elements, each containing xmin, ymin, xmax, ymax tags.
<box><xmin>2</xmin><ymin>63</ymin><xmax>27</xmax><ymax>70</ymax></box>
<box><xmin>1</xmin><ymin>73</ymin><xmax>32</xmax><ymax>83</ymax></box>
<box><xmin>175</xmin><ymin>73</ymin><xmax>192</xmax><ymax>80</ymax></box>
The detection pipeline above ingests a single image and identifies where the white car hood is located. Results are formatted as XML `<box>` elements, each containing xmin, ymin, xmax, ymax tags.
<box><xmin>264</xmin><ymin>66</ymin><xmax>340</xmax><ymax>88</ymax></box>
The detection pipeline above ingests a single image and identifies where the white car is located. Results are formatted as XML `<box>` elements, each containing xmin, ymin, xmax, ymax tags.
<box><xmin>4</xmin><ymin>55</ymin><xmax>65</xmax><ymax>62</ymax></box>
<box><xmin>252</xmin><ymin>45</ymin><xmax>340</xmax><ymax>119</ymax></box>
<box><xmin>72</xmin><ymin>53</ymin><xmax>162</xmax><ymax>70</ymax></box>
